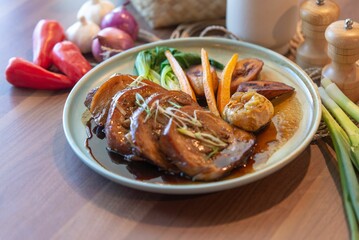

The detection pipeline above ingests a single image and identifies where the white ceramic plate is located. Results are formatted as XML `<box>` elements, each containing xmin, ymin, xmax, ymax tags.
<box><xmin>63</xmin><ymin>37</ymin><xmax>321</xmax><ymax>194</ymax></box>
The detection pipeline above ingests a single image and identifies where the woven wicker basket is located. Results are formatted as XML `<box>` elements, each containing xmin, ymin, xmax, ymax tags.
<box><xmin>131</xmin><ymin>0</ymin><xmax>226</xmax><ymax>28</ymax></box>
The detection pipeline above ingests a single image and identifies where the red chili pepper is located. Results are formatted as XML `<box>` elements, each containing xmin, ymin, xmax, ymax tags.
<box><xmin>51</xmin><ymin>41</ymin><xmax>92</xmax><ymax>83</ymax></box>
<box><xmin>5</xmin><ymin>57</ymin><xmax>74</xmax><ymax>90</ymax></box>
<box><xmin>33</xmin><ymin>19</ymin><xmax>65</xmax><ymax>69</ymax></box>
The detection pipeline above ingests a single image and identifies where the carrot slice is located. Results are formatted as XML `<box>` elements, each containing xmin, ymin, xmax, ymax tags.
<box><xmin>217</xmin><ymin>53</ymin><xmax>238</xmax><ymax>117</ymax></box>
<box><xmin>201</xmin><ymin>48</ymin><xmax>220</xmax><ymax>116</ymax></box>
<box><xmin>165</xmin><ymin>50</ymin><xmax>197</xmax><ymax>102</ymax></box>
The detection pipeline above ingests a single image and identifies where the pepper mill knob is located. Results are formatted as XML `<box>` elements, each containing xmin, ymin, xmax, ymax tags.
<box><xmin>296</xmin><ymin>0</ymin><xmax>340</xmax><ymax>69</ymax></box>
<box><xmin>322</xmin><ymin>19</ymin><xmax>359</xmax><ymax>102</ymax></box>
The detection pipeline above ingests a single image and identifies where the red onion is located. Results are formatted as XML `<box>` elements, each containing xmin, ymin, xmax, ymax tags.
<box><xmin>100</xmin><ymin>1</ymin><xmax>139</xmax><ymax>40</ymax></box>
<box><xmin>92</xmin><ymin>27</ymin><xmax>134</xmax><ymax>62</ymax></box>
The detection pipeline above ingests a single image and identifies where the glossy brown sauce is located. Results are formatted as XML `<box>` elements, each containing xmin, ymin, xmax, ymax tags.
<box><xmin>83</xmin><ymin>94</ymin><xmax>302</xmax><ymax>184</ymax></box>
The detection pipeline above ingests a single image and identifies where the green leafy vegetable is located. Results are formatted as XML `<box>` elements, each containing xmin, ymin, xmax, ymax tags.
<box><xmin>134</xmin><ymin>47</ymin><xmax>174</xmax><ymax>85</ymax></box>
<box><xmin>160</xmin><ymin>52</ymin><xmax>224</xmax><ymax>70</ymax></box>
<box><xmin>160</xmin><ymin>65</ymin><xmax>179</xmax><ymax>90</ymax></box>
<box><xmin>134</xmin><ymin>46</ymin><xmax>224</xmax><ymax>90</ymax></box>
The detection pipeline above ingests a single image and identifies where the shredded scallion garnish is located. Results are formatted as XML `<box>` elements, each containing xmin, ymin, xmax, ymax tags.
<box><xmin>207</xmin><ymin>146</ymin><xmax>220</xmax><ymax>159</ymax></box>
<box><xmin>168</xmin><ymin>101</ymin><xmax>182</xmax><ymax>109</ymax></box>
<box><xmin>177</xmin><ymin>127</ymin><xmax>227</xmax><ymax>148</ymax></box>
<box><xmin>135</xmin><ymin>93</ymin><xmax>151</xmax><ymax>118</ymax></box>
<box><xmin>128</xmin><ymin>75</ymin><xmax>146</xmax><ymax>87</ymax></box>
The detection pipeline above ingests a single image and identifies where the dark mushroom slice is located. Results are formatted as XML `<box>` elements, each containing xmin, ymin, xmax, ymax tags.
<box><xmin>231</xmin><ymin>58</ymin><xmax>264</xmax><ymax>94</ymax></box>
<box><xmin>159</xmin><ymin>105</ymin><xmax>256</xmax><ymax>181</ymax></box>
<box><xmin>236</xmin><ymin>80</ymin><xmax>295</xmax><ymax>100</ymax></box>
<box><xmin>186</xmin><ymin>64</ymin><xmax>219</xmax><ymax>97</ymax></box>
<box><xmin>130</xmin><ymin>91</ymin><xmax>197</xmax><ymax>171</ymax></box>
<box><xmin>105</xmin><ymin>84</ymin><xmax>166</xmax><ymax>156</ymax></box>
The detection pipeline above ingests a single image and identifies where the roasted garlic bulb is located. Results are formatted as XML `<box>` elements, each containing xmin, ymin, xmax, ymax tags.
<box><xmin>223</xmin><ymin>92</ymin><xmax>274</xmax><ymax>132</ymax></box>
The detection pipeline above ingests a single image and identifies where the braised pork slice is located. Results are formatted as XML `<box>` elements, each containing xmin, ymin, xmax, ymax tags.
<box><xmin>84</xmin><ymin>86</ymin><xmax>99</xmax><ymax>110</ymax></box>
<box><xmin>85</xmin><ymin>74</ymin><xmax>159</xmax><ymax>126</ymax></box>
<box><xmin>159</xmin><ymin>105</ymin><xmax>256</xmax><ymax>181</ymax></box>
<box><xmin>130</xmin><ymin>91</ymin><xmax>196</xmax><ymax>171</ymax></box>
<box><xmin>105</xmin><ymin>84</ymin><xmax>166</xmax><ymax>156</ymax></box>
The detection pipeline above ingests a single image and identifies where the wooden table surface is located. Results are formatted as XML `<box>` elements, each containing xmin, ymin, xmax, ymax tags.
<box><xmin>1</xmin><ymin>0</ymin><xmax>355</xmax><ymax>239</ymax></box>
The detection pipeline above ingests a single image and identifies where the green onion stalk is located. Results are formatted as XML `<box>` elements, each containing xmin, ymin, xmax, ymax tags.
<box><xmin>321</xmin><ymin>106</ymin><xmax>359</xmax><ymax>240</ymax></box>
<box><xmin>319</xmin><ymin>79</ymin><xmax>359</xmax><ymax>239</ymax></box>
<box><xmin>321</xmin><ymin>78</ymin><xmax>359</xmax><ymax>123</ymax></box>
<box><xmin>319</xmin><ymin>87</ymin><xmax>359</xmax><ymax>171</ymax></box>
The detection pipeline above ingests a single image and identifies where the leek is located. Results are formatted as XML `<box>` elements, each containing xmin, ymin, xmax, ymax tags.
<box><xmin>319</xmin><ymin>87</ymin><xmax>359</xmax><ymax>170</ymax></box>
<box><xmin>319</xmin><ymin>80</ymin><xmax>359</xmax><ymax>238</ymax></box>
<box><xmin>321</xmin><ymin>77</ymin><xmax>359</xmax><ymax>123</ymax></box>
<box><xmin>321</xmin><ymin>106</ymin><xmax>359</xmax><ymax>239</ymax></box>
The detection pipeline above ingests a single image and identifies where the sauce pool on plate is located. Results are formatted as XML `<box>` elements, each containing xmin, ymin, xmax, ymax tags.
<box><xmin>83</xmin><ymin>94</ymin><xmax>302</xmax><ymax>184</ymax></box>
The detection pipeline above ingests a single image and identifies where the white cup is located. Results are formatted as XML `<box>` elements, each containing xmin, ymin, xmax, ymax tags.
<box><xmin>226</xmin><ymin>0</ymin><xmax>299</xmax><ymax>54</ymax></box>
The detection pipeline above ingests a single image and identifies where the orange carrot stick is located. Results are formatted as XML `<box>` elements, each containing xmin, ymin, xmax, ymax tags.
<box><xmin>217</xmin><ymin>53</ymin><xmax>238</xmax><ymax>117</ymax></box>
<box><xmin>165</xmin><ymin>50</ymin><xmax>197</xmax><ymax>102</ymax></box>
<box><xmin>201</xmin><ymin>48</ymin><xmax>220</xmax><ymax>116</ymax></box>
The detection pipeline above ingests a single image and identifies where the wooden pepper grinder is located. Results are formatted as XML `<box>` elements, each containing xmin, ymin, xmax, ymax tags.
<box><xmin>322</xmin><ymin>19</ymin><xmax>359</xmax><ymax>102</ymax></box>
<box><xmin>296</xmin><ymin>0</ymin><xmax>339</xmax><ymax>69</ymax></box>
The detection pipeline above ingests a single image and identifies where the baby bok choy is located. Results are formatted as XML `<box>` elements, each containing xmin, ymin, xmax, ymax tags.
<box><xmin>134</xmin><ymin>46</ymin><xmax>224</xmax><ymax>90</ymax></box>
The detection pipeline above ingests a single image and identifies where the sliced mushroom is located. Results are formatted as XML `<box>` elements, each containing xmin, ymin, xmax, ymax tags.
<box><xmin>236</xmin><ymin>80</ymin><xmax>295</xmax><ymax>100</ymax></box>
<box><xmin>231</xmin><ymin>58</ymin><xmax>264</xmax><ymax>94</ymax></box>
<box><xmin>186</xmin><ymin>64</ymin><xmax>219</xmax><ymax>97</ymax></box>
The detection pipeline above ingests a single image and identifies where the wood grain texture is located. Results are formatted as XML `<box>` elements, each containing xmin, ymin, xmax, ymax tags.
<box><xmin>0</xmin><ymin>0</ymin><xmax>352</xmax><ymax>239</ymax></box>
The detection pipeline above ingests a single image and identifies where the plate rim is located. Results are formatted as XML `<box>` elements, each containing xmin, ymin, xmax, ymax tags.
<box><xmin>63</xmin><ymin>37</ymin><xmax>321</xmax><ymax>194</ymax></box>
